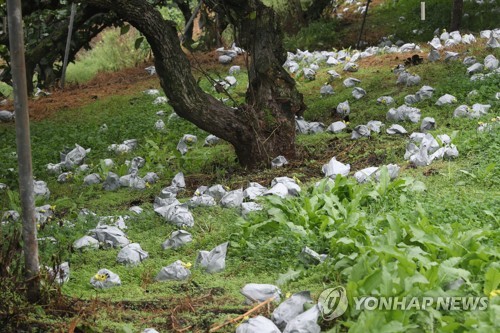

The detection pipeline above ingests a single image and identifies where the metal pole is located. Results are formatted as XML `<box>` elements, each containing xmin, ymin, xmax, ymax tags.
<box><xmin>60</xmin><ymin>2</ymin><xmax>77</xmax><ymax>89</ymax></box>
<box><xmin>7</xmin><ymin>0</ymin><xmax>40</xmax><ymax>303</ymax></box>
<box><xmin>356</xmin><ymin>0</ymin><xmax>371</xmax><ymax>49</ymax></box>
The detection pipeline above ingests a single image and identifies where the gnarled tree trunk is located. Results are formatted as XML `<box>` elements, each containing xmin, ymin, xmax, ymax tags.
<box><xmin>81</xmin><ymin>0</ymin><xmax>305</xmax><ymax>168</ymax></box>
<box><xmin>210</xmin><ymin>1</ymin><xmax>305</xmax><ymax>165</ymax></box>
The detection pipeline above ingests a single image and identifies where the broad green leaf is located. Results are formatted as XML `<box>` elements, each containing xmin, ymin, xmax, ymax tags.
<box><xmin>409</xmin><ymin>180</ymin><xmax>426</xmax><ymax>192</ymax></box>
<box><xmin>248</xmin><ymin>220</ymin><xmax>279</xmax><ymax>232</ymax></box>
<box><xmin>379</xmin><ymin>321</ymin><xmax>407</xmax><ymax>333</ymax></box>
<box><xmin>379</xmin><ymin>265</ymin><xmax>394</xmax><ymax>296</ymax></box>
<box><xmin>350</xmin><ymin>255</ymin><xmax>370</xmax><ymax>282</ymax></box>
<box><xmin>459</xmin><ymin>169</ymin><xmax>477</xmax><ymax>178</ymax></box>
<box><xmin>483</xmin><ymin>210</ymin><xmax>498</xmax><ymax>223</ymax></box>
<box><xmin>404</xmin><ymin>271</ymin><xmax>430</xmax><ymax>290</ymax></box>
<box><xmin>438</xmin><ymin>258</ymin><xmax>471</xmax><ymax>283</ymax></box>
<box><xmin>376</xmin><ymin>166</ymin><xmax>390</xmax><ymax>195</ymax></box>
<box><xmin>285</xmin><ymin>221</ymin><xmax>308</xmax><ymax>237</ymax></box>
<box><xmin>268</xmin><ymin>207</ymin><xmax>289</xmax><ymax>224</ymax></box>
<box><xmin>484</xmin><ymin>266</ymin><xmax>500</xmax><ymax>296</ymax></box>
<box><xmin>120</xmin><ymin>24</ymin><xmax>131</xmax><ymax>35</ymax></box>
<box><xmin>134</xmin><ymin>36</ymin><xmax>145</xmax><ymax>49</ymax></box>
<box><xmin>337</xmin><ymin>237</ymin><xmax>355</xmax><ymax>245</ymax></box>
<box><xmin>276</xmin><ymin>268</ymin><xmax>302</xmax><ymax>285</ymax></box>
<box><xmin>388</xmin><ymin>178</ymin><xmax>407</xmax><ymax>191</ymax></box>
<box><xmin>323</xmin><ymin>230</ymin><xmax>337</xmax><ymax>239</ymax></box>
<box><xmin>409</xmin><ymin>224</ymin><xmax>446</xmax><ymax>248</ymax></box>
<box><xmin>360</xmin><ymin>269</ymin><xmax>382</xmax><ymax>295</ymax></box>
<box><xmin>485</xmin><ymin>163</ymin><xmax>496</xmax><ymax>173</ymax></box>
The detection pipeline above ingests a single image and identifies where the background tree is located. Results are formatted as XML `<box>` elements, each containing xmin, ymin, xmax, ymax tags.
<box><xmin>173</xmin><ymin>0</ymin><xmax>195</xmax><ymax>46</ymax></box>
<box><xmin>303</xmin><ymin>0</ymin><xmax>337</xmax><ymax>22</ymax></box>
<box><xmin>81</xmin><ymin>0</ymin><xmax>305</xmax><ymax>167</ymax></box>
<box><xmin>0</xmin><ymin>0</ymin><xmax>335</xmax><ymax>94</ymax></box>
<box><xmin>0</xmin><ymin>2</ymin><xmax>121</xmax><ymax>93</ymax></box>
<box><xmin>268</xmin><ymin>0</ymin><xmax>338</xmax><ymax>35</ymax></box>
<box><xmin>281</xmin><ymin>0</ymin><xmax>306</xmax><ymax>34</ymax></box>
<box><xmin>450</xmin><ymin>0</ymin><xmax>463</xmax><ymax>31</ymax></box>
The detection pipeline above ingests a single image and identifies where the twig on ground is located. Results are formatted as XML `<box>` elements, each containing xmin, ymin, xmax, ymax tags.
<box><xmin>209</xmin><ymin>296</ymin><xmax>276</xmax><ymax>332</ymax></box>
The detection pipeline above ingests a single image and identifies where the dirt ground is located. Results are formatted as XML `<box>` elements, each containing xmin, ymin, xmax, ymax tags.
<box><xmin>27</xmin><ymin>67</ymin><xmax>157</xmax><ymax>120</ymax></box>
<box><xmin>25</xmin><ymin>51</ymin><xmax>248</xmax><ymax>121</ymax></box>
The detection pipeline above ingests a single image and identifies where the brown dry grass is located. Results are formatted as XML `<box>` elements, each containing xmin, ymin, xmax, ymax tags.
<box><xmin>28</xmin><ymin>66</ymin><xmax>158</xmax><ymax>121</ymax></box>
<box><xmin>24</xmin><ymin>50</ymin><xmax>248</xmax><ymax>122</ymax></box>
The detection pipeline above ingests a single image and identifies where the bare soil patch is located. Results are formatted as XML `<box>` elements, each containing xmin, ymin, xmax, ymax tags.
<box><xmin>28</xmin><ymin>66</ymin><xmax>158</xmax><ymax>121</ymax></box>
<box><xmin>26</xmin><ymin>52</ymin><xmax>247</xmax><ymax>122</ymax></box>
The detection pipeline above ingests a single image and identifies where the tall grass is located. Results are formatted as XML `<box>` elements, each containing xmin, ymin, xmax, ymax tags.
<box><xmin>65</xmin><ymin>28</ymin><xmax>150</xmax><ymax>84</ymax></box>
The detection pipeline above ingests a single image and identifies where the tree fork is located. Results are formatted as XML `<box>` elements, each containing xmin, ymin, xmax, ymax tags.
<box><xmin>82</xmin><ymin>0</ymin><xmax>305</xmax><ymax>168</ymax></box>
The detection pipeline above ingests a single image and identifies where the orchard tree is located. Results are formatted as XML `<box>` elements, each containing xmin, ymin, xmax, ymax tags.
<box><xmin>271</xmin><ymin>0</ymin><xmax>338</xmax><ymax>35</ymax></box>
<box><xmin>0</xmin><ymin>1</ymin><xmax>121</xmax><ymax>93</ymax></box>
<box><xmin>303</xmin><ymin>0</ymin><xmax>337</xmax><ymax>22</ymax></box>
<box><xmin>0</xmin><ymin>0</ymin><xmax>193</xmax><ymax>93</ymax></box>
<box><xmin>82</xmin><ymin>0</ymin><xmax>305</xmax><ymax>168</ymax></box>
<box><xmin>450</xmin><ymin>0</ymin><xmax>463</xmax><ymax>31</ymax></box>
<box><xmin>173</xmin><ymin>0</ymin><xmax>195</xmax><ymax>45</ymax></box>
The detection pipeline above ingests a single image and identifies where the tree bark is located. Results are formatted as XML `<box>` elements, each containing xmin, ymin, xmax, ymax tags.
<box><xmin>7</xmin><ymin>0</ymin><xmax>40</xmax><ymax>303</ymax></box>
<box><xmin>304</xmin><ymin>0</ymin><xmax>333</xmax><ymax>23</ymax></box>
<box><xmin>211</xmin><ymin>0</ymin><xmax>305</xmax><ymax>164</ymax></box>
<box><xmin>81</xmin><ymin>0</ymin><xmax>305</xmax><ymax>168</ymax></box>
<box><xmin>0</xmin><ymin>5</ymin><xmax>110</xmax><ymax>93</ymax></box>
<box><xmin>197</xmin><ymin>5</ymin><xmax>220</xmax><ymax>50</ymax></box>
<box><xmin>281</xmin><ymin>0</ymin><xmax>305</xmax><ymax>35</ymax></box>
<box><xmin>450</xmin><ymin>0</ymin><xmax>463</xmax><ymax>31</ymax></box>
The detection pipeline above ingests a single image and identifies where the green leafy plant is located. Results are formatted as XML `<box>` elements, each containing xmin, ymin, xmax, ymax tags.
<box><xmin>237</xmin><ymin>173</ymin><xmax>499</xmax><ymax>331</ymax></box>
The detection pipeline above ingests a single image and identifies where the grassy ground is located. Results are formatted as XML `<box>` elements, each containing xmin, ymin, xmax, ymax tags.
<box><xmin>1</xmin><ymin>32</ymin><xmax>499</xmax><ymax>333</ymax></box>
<box><xmin>65</xmin><ymin>28</ymin><xmax>151</xmax><ymax>84</ymax></box>
<box><xmin>284</xmin><ymin>0</ymin><xmax>500</xmax><ymax>50</ymax></box>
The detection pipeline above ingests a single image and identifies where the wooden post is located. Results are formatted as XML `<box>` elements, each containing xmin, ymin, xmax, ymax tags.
<box><xmin>356</xmin><ymin>0</ymin><xmax>372</xmax><ymax>49</ymax></box>
<box><xmin>7</xmin><ymin>0</ymin><xmax>40</xmax><ymax>303</ymax></box>
<box><xmin>60</xmin><ymin>2</ymin><xmax>77</xmax><ymax>89</ymax></box>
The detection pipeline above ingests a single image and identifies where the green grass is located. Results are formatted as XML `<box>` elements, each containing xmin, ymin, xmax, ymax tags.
<box><xmin>369</xmin><ymin>0</ymin><xmax>500</xmax><ymax>44</ymax></box>
<box><xmin>65</xmin><ymin>28</ymin><xmax>151</xmax><ymax>84</ymax></box>
<box><xmin>283</xmin><ymin>0</ymin><xmax>500</xmax><ymax>50</ymax></box>
<box><xmin>239</xmin><ymin>130</ymin><xmax>499</xmax><ymax>331</ymax></box>
<box><xmin>1</xmin><ymin>35</ymin><xmax>500</xmax><ymax>332</ymax></box>
<box><xmin>284</xmin><ymin>19</ymin><xmax>344</xmax><ymax>51</ymax></box>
